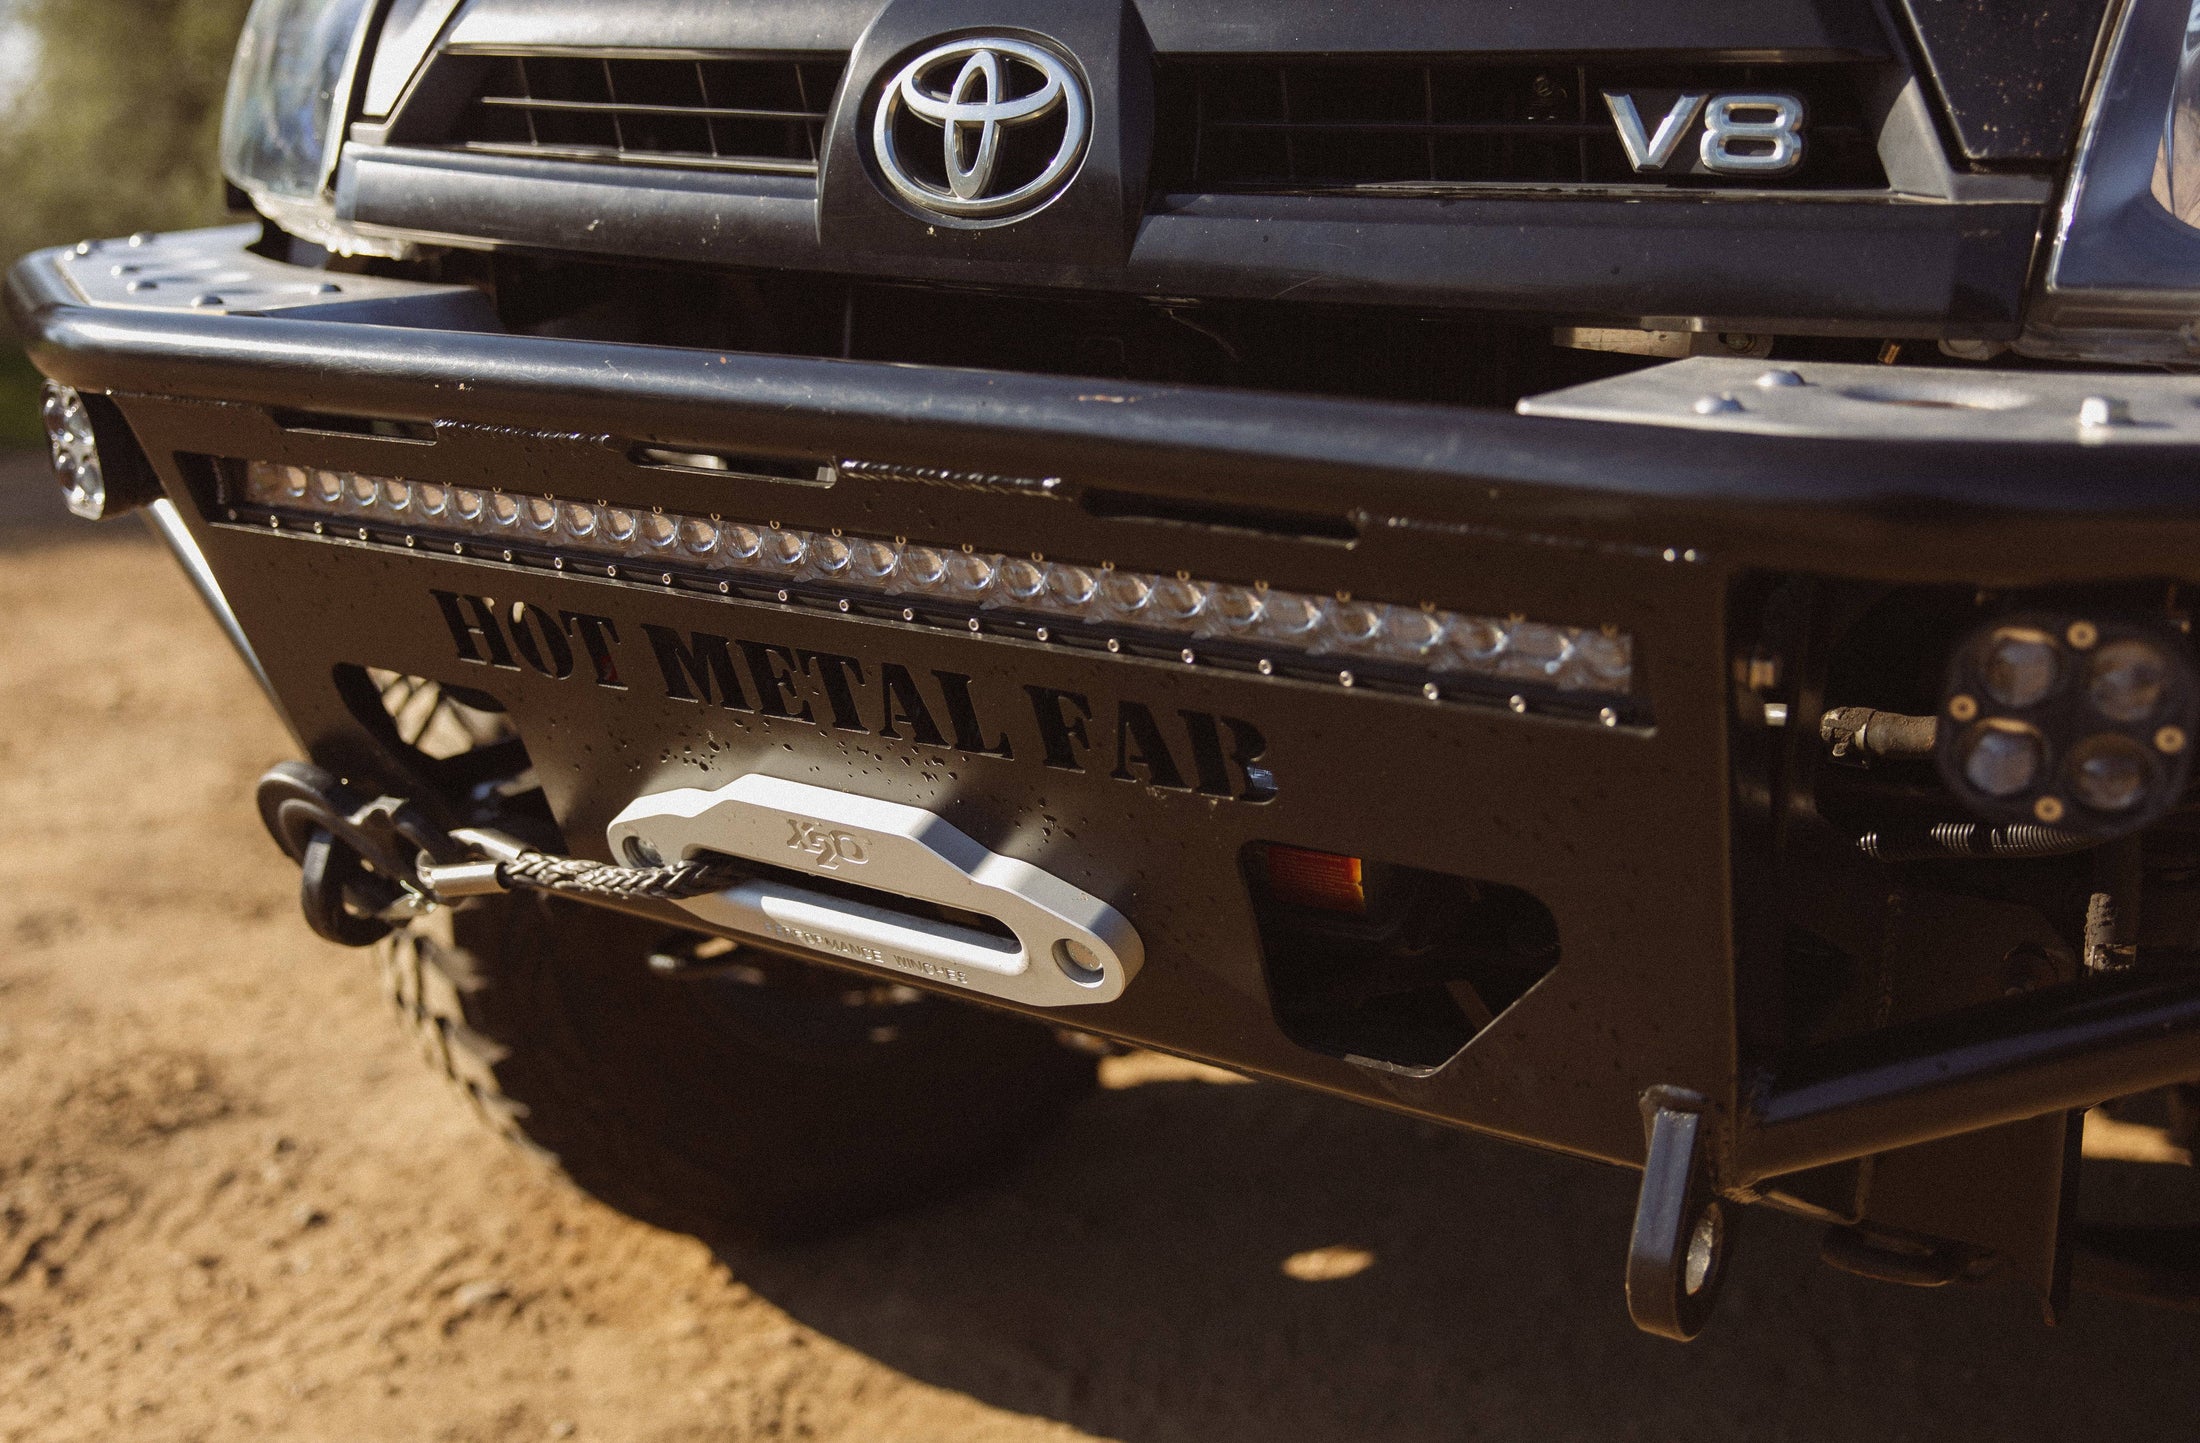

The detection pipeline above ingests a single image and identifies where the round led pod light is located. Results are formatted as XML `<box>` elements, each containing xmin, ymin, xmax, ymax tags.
<box><xmin>42</xmin><ymin>381</ymin><xmax>106</xmax><ymax>521</ymax></box>
<box><xmin>1938</xmin><ymin>611</ymin><xmax>2200</xmax><ymax>840</ymax></box>
<box><xmin>40</xmin><ymin>381</ymin><xmax>166</xmax><ymax>521</ymax></box>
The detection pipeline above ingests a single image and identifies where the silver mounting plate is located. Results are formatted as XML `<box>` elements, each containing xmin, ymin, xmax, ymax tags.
<box><xmin>1519</xmin><ymin>357</ymin><xmax>2200</xmax><ymax>446</ymax></box>
<box><xmin>608</xmin><ymin>775</ymin><xmax>1143</xmax><ymax>1008</ymax></box>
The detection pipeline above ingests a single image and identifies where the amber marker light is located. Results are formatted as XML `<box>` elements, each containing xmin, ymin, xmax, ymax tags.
<box><xmin>1262</xmin><ymin>845</ymin><xmax>1369</xmax><ymax>914</ymax></box>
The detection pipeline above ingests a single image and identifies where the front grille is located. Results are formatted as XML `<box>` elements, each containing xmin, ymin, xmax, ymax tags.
<box><xmin>1152</xmin><ymin>60</ymin><xmax>1886</xmax><ymax>193</ymax></box>
<box><xmin>440</xmin><ymin>53</ymin><xmax>845</xmax><ymax>176</ymax></box>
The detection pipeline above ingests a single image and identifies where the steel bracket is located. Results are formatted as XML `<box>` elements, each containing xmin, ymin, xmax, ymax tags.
<box><xmin>1627</xmin><ymin>1085</ymin><xmax>1737</xmax><ymax>1341</ymax></box>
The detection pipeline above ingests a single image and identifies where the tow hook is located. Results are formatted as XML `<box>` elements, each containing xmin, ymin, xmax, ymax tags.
<box><xmin>1626</xmin><ymin>1086</ymin><xmax>1739</xmax><ymax>1341</ymax></box>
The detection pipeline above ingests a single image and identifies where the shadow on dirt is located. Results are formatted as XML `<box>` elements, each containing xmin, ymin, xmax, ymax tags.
<box><xmin>727</xmin><ymin>1075</ymin><xmax>2200</xmax><ymax>1443</ymax></box>
<box><xmin>0</xmin><ymin>447</ymin><xmax>92</xmax><ymax>543</ymax></box>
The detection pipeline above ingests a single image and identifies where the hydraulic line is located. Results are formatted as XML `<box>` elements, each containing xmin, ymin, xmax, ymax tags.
<box><xmin>1820</xmin><ymin>706</ymin><xmax>1941</xmax><ymax>763</ymax></box>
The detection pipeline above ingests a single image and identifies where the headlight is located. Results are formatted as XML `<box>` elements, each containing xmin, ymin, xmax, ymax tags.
<box><xmin>220</xmin><ymin>0</ymin><xmax>396</xmax><ymax>256</ymax></box>
<box><xmin>2160</xmin><ymin>4</ymin><xmax>2200</xmax><ymax>225</ymax></box>
<box><xmin>2025</xmin><ymin>0</ymin><xmax>2200</xmax><ymax>363</ymax></box>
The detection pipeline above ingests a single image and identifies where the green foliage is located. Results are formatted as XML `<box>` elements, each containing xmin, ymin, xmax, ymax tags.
<box><xmin>0</xmin><ymin>349</ymin><xmax>45</xmax><ymax>446</ymax></box>
<box><xmin>0</xmin><ymin>0</ymin><xmax>252</xmax><ymax>443</ymax></box>
<box><xmin>0</xmin><ymin>0</ymin><xmax>253</xmax><ymax>262</ymax></box>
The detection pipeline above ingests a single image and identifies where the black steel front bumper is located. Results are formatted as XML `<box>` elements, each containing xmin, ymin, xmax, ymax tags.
<box><xmin>17</xmin><ymin>228</ymin><xmax>2200</xmax><ymax>1211</ymax></box>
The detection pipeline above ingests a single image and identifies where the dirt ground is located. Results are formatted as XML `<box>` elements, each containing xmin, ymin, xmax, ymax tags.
<box><xmin>7</xmin><ymin>470</ymin><xmax>2200</xmax><ymax>1441</ymax></box>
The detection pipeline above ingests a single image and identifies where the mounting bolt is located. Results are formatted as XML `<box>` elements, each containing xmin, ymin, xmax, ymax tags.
<box><xmin>2079</xmin><ymin>396</ymin><xmax>2131</xmax><ymax>429</ymax></box>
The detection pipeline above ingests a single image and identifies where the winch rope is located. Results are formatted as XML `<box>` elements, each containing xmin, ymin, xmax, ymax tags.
<box><xmin>490</xmin><ymin>852</ymin><xmax>748</xmax><ymax>903</ymax></box>
<box><xmin>254</xmin><ymin>761</ymin><xmax>759</xmax><ymax>944</ymax></box>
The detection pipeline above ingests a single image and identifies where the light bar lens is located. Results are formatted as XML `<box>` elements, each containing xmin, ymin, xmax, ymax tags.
<box><xmin>2088</xmin><ymin>639</ymin><xmax>2169</xmax><ymax>724</ymax></box>
<box><xmin>1981</xmin><ymin>627</ymin><xmax>2061</xmax><ymax>710</ymax></box>
<box><xmin>1957</xmin><ymin>719</ymin><xmax>2046</xmax><ymax>798</ymax></box>
<box><xmin>236</xmin><ymin>462</ymin><xmax>1636</xmax><ymax>699</ymax></box>
<box><xmin>2070</xmin><ymin>733</ymin><xmax>2155</xmax><ymax>813</ymax></box>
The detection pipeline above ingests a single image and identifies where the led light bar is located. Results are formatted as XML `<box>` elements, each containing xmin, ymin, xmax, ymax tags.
<box><xmin>233</xmin><ymin>462</ymin><xmax>1637</xmax><ymax>707</ymax></box>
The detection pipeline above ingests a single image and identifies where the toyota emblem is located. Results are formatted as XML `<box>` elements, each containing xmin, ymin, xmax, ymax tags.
<box><xmin>872</xmin><ymin>38</ymin><xmax>1090</xmax><ymax>225</ymax></box>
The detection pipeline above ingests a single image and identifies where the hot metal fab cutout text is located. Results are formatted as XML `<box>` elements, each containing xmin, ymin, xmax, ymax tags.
<box><xmin>431</xmin><ymin>590</ymin><xmax>1280</xmax><ymax>804</ymax></box>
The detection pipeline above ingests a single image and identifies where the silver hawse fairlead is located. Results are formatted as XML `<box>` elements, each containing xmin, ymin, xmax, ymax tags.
<box><xmin>609</xmin><ymin>775</ymin><xmax>1143</xmax><ymax>1008</ymax></box>
<box><xmin>871</xmin><ymin>37</ymin><xmax>1091</xmax><ymax>224</ymax></box>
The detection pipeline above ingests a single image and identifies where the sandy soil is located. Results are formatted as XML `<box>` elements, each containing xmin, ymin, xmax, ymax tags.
<box><xmin>6</xmin><ymin>488</ymin><xmax>2200</xmax><ymax>1441</ymax></box>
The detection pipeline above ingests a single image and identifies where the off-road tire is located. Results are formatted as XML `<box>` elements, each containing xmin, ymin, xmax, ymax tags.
<box><xmin>378</xmin><ymin>893</ymin><xmax>1098</xmax><ymax>1242</ymax></box>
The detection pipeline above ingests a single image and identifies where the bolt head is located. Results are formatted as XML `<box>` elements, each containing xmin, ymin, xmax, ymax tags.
<box><xmin>2079</xmin><ymin>396</ymin><xmax>2131</xmax><ymax>429</ymax></box>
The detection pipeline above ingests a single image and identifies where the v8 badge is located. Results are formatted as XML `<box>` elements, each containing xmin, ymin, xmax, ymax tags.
<box><xmin>1603</xmin><ymin>91</ymin><xmax>1806</xmax><ymax>177</ymax></box>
